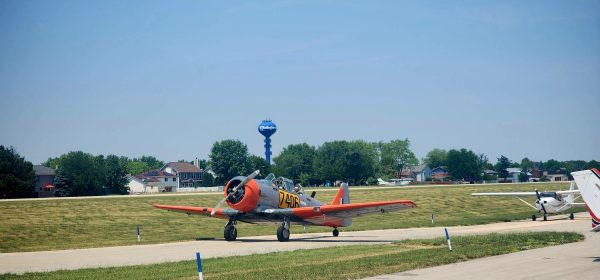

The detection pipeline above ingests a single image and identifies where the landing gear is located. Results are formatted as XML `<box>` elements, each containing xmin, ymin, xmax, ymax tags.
<box><xmin>277</xmin><ymin>218</ymin><xmax>290</xmax><ymax>242</ymax></box>
<box><xmin>332</xmin><ymin>228</ymin><xmax>339</xmax><ymax>237</ymax></box>
<box><xmin>224</xmin><ymin>220</ymin><xmax>237</xmax><ymax>241</ymax></box>
<box><xmin>569</xmin><ymin>213</ymin><xmax>575</xmax><ymax>220</ymax></box>
<box><xmin>543</xmin><ymin>214</ymin><xmax>548</xmax><ymax>221</ymax></box>
<box><xmin>532</xmin><ymin>215</ymin><xmax>537</xmax><ymax>221</ymax></box>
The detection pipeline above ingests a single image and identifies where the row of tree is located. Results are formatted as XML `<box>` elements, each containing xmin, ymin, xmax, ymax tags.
<box><xmin>2</xmin><ymin>140</ymin><xmax>599</xmax><ymax>198</ymax></box>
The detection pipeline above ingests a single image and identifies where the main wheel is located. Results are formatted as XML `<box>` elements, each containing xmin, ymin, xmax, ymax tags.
<box><xmin>532</xmin><ymin>215</ymin><xmax>537</xmax><ymax>221</ymax></box>
<box><xmin>332</xmin><ymin>228</ymin><xmax>339</xmax><ymax>237</ymax></box>
<box><xmin>277</xmin><ymin>225</ymin><xmax>290</xmax><ymax>242</ymax></box>
<box><xmin>543</xmin><ymin>214</ymin><xmax>548</xmax><ymax>221</ymax></box>
<box><xmin>224</xmin><ymin>225</ymin><xmax>237</xmax><ymax>241</ymax></box>
<box><xmin>569</xmin><ymin>213</ymin><xmax>574</xmax><ymax>220</ymax></box>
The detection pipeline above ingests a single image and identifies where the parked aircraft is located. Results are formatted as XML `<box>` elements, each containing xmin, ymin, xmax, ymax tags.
<box><xmin>154</xmin><ymin>171</ymin><xmax>416</xmax><ymax>241</ymax></box>
<box><xmin>377</xmin><ymin>178</ymin><xmax>412</xmax><ymax>186</ymax></box>
<box><xmin>571</xmin><ymin>169</ymin><xmax>600</xmax><ymax>232</ymax></box>
<box><xmin>472</xmin><ymin>183</ymin><xmax>582</xmax><ymax>221</ymax></box>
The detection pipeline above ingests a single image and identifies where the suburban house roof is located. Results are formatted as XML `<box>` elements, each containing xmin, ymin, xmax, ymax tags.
<box><xmin>163</xmin><ymin>162</ymin><xmax>201</xmax><ymax>173</ymax></box>
<box><xmin>33</xmin><ymin>165</ymin><xmax>55</xmax><ymax>176</ymax></box>
<box><xmin>128</xmin><ymin>174</ymin><xmax>161</xmax><ymax>184</ymax></box>
<box><xmin>141</xmin><ymin>169</ymin><xmax>175</xmax><ymax>177</ymax></box>
<box><xmin>483</xmin><ymin>169</ymin><xmax>498</xmax><ymax>174</ymax></box>
<box><xmin>411</xmin><ymin>164</ymin><xmax>429</xmax><ymax>173</ymax></box>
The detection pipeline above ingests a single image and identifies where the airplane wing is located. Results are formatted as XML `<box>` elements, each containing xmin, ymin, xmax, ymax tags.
<box><xmin>153</xmin><ymin>204</ymin><xmax>241</xmax><ymax>219</ymax></box>
<box><xmin>556</xmin><ymin>190</ymin><xmax>580</xmax><ymax>195</ymax></box>
<box><xmin>471</xmin><ymin>192</ymin><xmax>537</xmax><ymax>196</ymax></box>
<box><xmin>258</xmin><ymin>200</ymin><xmax>416</xmax><ymax>226</ymax></box>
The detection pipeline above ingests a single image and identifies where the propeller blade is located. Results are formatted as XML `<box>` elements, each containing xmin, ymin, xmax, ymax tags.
<box><xmin>211</xmin><ymin>170</ymin><xmax>260</xmax><ymax>216</ymax></box>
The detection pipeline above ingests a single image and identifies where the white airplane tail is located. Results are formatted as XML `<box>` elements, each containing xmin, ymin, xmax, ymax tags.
<box><xmin>571</xmin><ymin>169</ymin><xmax>600</xmax><ymax>232</ymax></box>
<box><xmin>377</xmin><ymin>178</ymin><xmax>387</xmax><ymax>185</ymax></box>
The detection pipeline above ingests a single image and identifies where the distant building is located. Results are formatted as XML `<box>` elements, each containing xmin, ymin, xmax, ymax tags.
<box><xmin>431</xmin><ymin>167</ymin><xmax>449</xmax><ymax>181</ymax></box>
<box><xmin>33</xmin><ymin>165</ymin><xmax>55</xmax><ymax>198</ymax></box>
<box><xmin>127</xmin><ymin>175</ymin><xmax>162</xmax><ymax>194</ymax></box>
<box><xmin>401</xmin><ymin>164</ymin><xmax>432</xmax><ymax>182</ymax></box>
<box><xmin>160</xmin><ymin>161</ymin><xmax>203</xmax><ymax>190</ymax></box>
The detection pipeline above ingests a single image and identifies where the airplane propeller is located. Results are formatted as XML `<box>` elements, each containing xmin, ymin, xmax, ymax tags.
<box><xmin>535</xmin><ymin>189</ymin><xmax>547</xmax><ymax>215</ymax></box>
<box><xmin>211</xmin><ymin>170</ymin><xmax>260</xmax><ymax>216</ymax></box>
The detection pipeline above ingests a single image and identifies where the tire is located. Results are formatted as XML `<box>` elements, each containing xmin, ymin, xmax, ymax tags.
<box><xmin>543</xmin><ymin>215</ymin><xmax>548</xmax><ymax>221</ymax></box>
<box><xmin>569</xmin><ymin>213</ymin><xmax>574</xmax><ymax>220</ymax></box>
<box><xmin>532</xmin><ymin>215</ymin><xmax>537</xmax><ymax>221</ymax></box>
<box><xmin>277</xmin><ymin>225</ymin><xmax>290</xmax><ymax>242</ymax></box>
<box><xmin>332</xmin><ymin>228</ymin><xmax>339</xmax><ymax>237</ymax></box>
<box><xmin>224</xmin><ymin>225</ymin><xmax>237</xmax><ymax>241</ymax></box>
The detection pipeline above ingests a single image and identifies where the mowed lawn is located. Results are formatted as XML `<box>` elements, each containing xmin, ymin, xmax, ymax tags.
<box><xmin>0</xmin><ymin>182</ymin><xmax>580</xmax><ymax>252</ymax></box>
<box><xmin>0</xmin><ymin>232</ymin><xmax>584</xmax><ymax>280</ymax></box>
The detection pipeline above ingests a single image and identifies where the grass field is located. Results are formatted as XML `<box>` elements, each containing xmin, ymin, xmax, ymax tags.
<box><xmin>0</xmin><ymin>182</ymin><xmax>582</xmax><ymax>252</ymax></box>
<box><xmin>0</xmin><ymin>232</ymin><xmax>584</xmax><ymax>280</ymax></box>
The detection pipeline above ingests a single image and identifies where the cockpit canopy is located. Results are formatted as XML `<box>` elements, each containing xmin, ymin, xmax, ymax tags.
<box><xmin>265</xmin><ymin>173</ymin><xmax>303</xmax><ymax>193</ymax></box>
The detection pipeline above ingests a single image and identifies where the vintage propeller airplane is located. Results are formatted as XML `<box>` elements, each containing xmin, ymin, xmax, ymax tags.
<box><xmin>571</xmin><ymin>168</ymin><xmax>600</xmax><ymax>232</ymax></box>
<box><xmin>472</xmin><ymin>183</ymin><xmax>582</xmax><ymax>221</ymax></box>
<box><xmin>154</xmin><ymin>170</ymin><xmax>416</xmax><ymax>241</ymax></box>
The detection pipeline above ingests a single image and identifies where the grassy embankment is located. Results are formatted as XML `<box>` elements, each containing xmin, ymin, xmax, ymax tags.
<box><xmin>0</xmin><ymin>232</ymin><xmax>584</xmax><ymax>280</ymax></box>
<box><xmin>0</xmin><ymin>182</ymin><xmax>582</xmax><ymax>252</ymax></box>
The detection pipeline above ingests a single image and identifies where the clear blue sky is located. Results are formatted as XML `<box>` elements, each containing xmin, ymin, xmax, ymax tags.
<box><xmin>1</xmin><ymin>0</ymin><xmax>599</xmax><ymax>165</ymax></box>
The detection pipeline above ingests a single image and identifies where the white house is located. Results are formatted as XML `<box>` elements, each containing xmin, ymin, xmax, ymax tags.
<box><xmin>127</xmin><ymin>175</ymin><xmax>162</xmax><ymax>194</ymax></box>
<box><xmin>161</xmin><ymin>161</ymin><xmax>203</xmax><ymax>190</ymax></box>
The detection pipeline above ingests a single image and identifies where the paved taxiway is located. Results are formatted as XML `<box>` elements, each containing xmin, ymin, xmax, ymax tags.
<box><xmin>364</xmin><ymin>226</ymin><xmax>598</xmax><ymax>280</ymax></box>
<box><xmin>0</xmin><ymin>213</ymin><xmax>595</xmax><ymax>275</ymax></box>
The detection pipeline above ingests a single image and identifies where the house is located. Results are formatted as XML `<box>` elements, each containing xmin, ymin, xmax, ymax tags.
<box><xmin>127</xmin><ymin>175</ymin><xmax>162</xmax><ymax>194</ymax></box>
<box><xmin>399</xmin><ymin>164</ymin><xmax>431</xmax><ymax>182</ymax></box>
<box><xmin>411</xmin><ymin>164</ymin><xmax>431</xmax><ymax>182</ymax></box>
<box><xmin>33</xmin><ymin>165</ymin><xmax>55</xmax><ymax>198</ymax></box>
<box><xmin>505</xmin><ymin>168</ymin><xmax>533</xmax><ymax>183</ymax></box>
<box><xmin>140</xmin><ymin>169</ymin><xmax>177</xmax><ymax>192</ymax></box>
<box><xmin>546</xmin><ymin>174</ymin><xmax>568</xmax><ymax>182</ymax></box>
<box><xmin>160</xmin><ymin>161</ymin><xmax>203</xmax><ymax>190</ymax></box>
<box><xmin>431</xmin><ymin>167</ymin><xmax>449</xmax><ymax>181</ymax></box>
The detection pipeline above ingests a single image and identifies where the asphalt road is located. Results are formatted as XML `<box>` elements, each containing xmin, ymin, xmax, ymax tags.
<box><xmin>0</xmin><ymin>213</ymin><xmax>594</xmax><ymax>275</ymax></box>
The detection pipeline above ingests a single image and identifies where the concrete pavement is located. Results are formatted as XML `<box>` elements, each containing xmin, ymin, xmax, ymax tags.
<box><xmin>0</xmin><ymin>213</ymin><xmax>593</xmax><ymax>275</ymax></box>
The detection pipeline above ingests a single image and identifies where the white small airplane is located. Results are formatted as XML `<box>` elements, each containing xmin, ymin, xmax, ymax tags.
<box><xmin>472</xmin><ymin>183</ymin><xmax>582</xmax><ymax>221</ymax></box>
<box><xmin>377</xmin><ymin>178</ymin><xmax>412</xmax><ymax>186</ymax></box>
<box><xmin>571</xmin><ymin>169</ymin><xmax>600</xmax><ymax>232</ymax></box>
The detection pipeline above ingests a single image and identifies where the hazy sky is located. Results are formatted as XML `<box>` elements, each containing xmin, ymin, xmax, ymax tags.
<box><xmin>1</xmin><ymin>0</ymin><xmax>599</xmax><ymax>165</ymax></box>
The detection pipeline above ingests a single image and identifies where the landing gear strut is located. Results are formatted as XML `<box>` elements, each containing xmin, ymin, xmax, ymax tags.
<box><xmin>332</xmin><ymin>228</ymin><xmax>339</xmax><ymax>237</ymax></box>
<box><xmin>277</xmin><ymin>218</ymin><xmax>290</xmax><ymax>242</ymax></box>
<box><xmin>543</xmin><ymin>214</ymin><xmax>548</xmax><ymax>221</ymax></box>
<box><xmin>224</xmin><ymin>220</ymin><xmax>237</xmax><ymax>241</ymax></box>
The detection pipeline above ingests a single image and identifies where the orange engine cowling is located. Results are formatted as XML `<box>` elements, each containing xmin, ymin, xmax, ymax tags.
<box><xmin>224</xmin><ymin>178</ymin><xmax>260</xmax><ymax>213</ymax></box>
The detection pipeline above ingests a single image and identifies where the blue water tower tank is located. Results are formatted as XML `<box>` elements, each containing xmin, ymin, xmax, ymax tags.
<box><xmin>258</xmin><ymin>120</ymin><xmax>277</xmax><ymax>165</ymax></box>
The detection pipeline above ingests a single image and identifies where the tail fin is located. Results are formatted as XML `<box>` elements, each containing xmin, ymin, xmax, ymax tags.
<box><xmin>571</xmin><ymin>169</ymin><xmax>600</xmax><ymax>232</ymax></box>
<box><xmin>331</xmin><ymin>183</ymin><xmax>350</xmax><ymax>205</ymax></box>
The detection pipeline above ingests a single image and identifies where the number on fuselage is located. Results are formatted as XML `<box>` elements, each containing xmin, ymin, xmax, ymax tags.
<box><xmin>278</xmin><ymin>190</ymin><xmax>300</xmax><ymax>208</ymax></box>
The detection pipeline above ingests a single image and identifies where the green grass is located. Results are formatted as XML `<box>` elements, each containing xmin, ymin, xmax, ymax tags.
<box><xmin>0</xmin><ymin>182</ymin><xmax>583</xmax><ymax>252</ymax></box>
<box><xmin>0</xmin><ymin>232</ymin><xmax>584</xmax><ymax>280</ymax></box>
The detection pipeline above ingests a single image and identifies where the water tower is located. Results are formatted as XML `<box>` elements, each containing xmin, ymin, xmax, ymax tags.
<box><xmin>258</xmin><ymin>119</ymin><xmax>277</xmax><ymax>165</ymax></box>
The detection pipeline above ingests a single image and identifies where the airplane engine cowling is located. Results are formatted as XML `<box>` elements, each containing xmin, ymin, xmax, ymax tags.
<box><xmin>224</xmin><ymin>178</ymin><xmax>260</xmax><ymax>213</ymax></box>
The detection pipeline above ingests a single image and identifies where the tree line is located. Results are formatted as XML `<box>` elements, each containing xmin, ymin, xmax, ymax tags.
<box><xmin>1</xmin><ymin>140</ymin><xmax>599</xmax><ymax>198</ymax></box>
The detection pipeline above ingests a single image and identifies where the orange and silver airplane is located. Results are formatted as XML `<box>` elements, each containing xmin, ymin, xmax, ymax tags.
<box><xmin>154</xmin><ymin>170</ymin><xmax>416</xmax><ymax>241</ymax></box>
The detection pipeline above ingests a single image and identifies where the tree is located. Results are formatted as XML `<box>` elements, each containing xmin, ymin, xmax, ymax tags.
<box><xmin>446</xmin><ymin>149</ymin><xmax>481</xmax><ymax>182</ymax></box>
<box><xmin>423</xmin><ymin>148</ymin><xmax>448</xmax><ymax>168</ymax></box>
<box><xmin>313</xmin><ymin>140</ymin><xmax>376</xmax><ymax>184</ymax></box>
<box><xmin>544</xmin><ymin>159</ymin><xmax>563</xmax><ymax>173</ymax></box>
<box><xmin>272</xmin><ymin>143</ymin><xmax>316</xmax><ymax>181</ymax></box>
<box><xmin>53</xmin><ymin>167</ymin><xmax>70</xmax><ymax>197</ymax></box>
<box><xmin>127</xmin><ymin>161</ymin><xmax>149</xmax><ymax>175</ymax></box>
<box><xmin>376</xmin><ymin>139</ymin><xmax>418</xmax><ymax>178</ymax></box>
<box><xmin>495</xmin><ymin>156</ymin><xmax>511</xmax><ymax>179</ymax></box>
<box><xmin>201</xmin><ymin>172</ymin><xmax>215</xmax><ymax>187</ymax></box>
<box><xmin>104</xmin><ymin>155</ymin><xmax>129</xmax><ymax>194</ymax></box>
<box><xmin>248</xmin><ymin>154</ymin><xmax>270</xmax><ymax>175</ymax></box>
<box><xmin>209</xmin><ymin>140</ymin><xmax>251</xmax><ymax>184</ymax></box>
<box><xmin>586</xmin><ymin>160</ymin><xmax>600</xmax><ymax>170</ymax></box>
<box><xmin>0</xmin><ymin>146</ymin><xmax>35</xmax><ymax>198</ymax></box>
<box><xmin>520</xmin><ymin>157</ymin><xmax>534</xmax><ymax>170</ymax></box>
<box><xmin>57</xmin><ymin>151</ymin><xmax>106</xmax><ymax>196</ymax></box>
